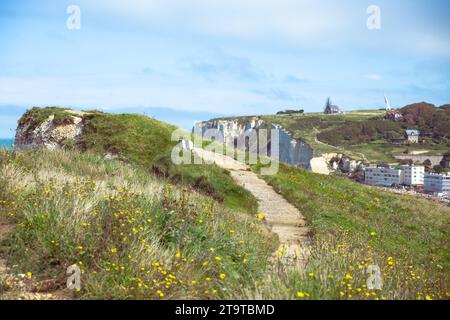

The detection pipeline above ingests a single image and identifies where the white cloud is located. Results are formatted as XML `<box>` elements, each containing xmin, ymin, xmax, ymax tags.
<box><xmin>82</xmin><ymin>0</ymin><xmax>354</xmax><ymax>43</ymax></box>
<box><xmin>78</xmin><ymin>0</ymin><xmax>450</xmax><ymax>57</ymax></box>
<box><xmin>366</xmin><ymin>74</ymin><xmax>382</xmax><ymax>81</ymax></box>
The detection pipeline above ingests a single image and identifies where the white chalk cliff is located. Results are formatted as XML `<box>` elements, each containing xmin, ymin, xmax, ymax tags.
<box><xmin>193</xmin><ymin>118</ymin><xmax>314</xmax><ymax>170</ymax></box>
<box><xmin>15</xmin><ymin>113</ymin><xmax>84</xmax><ymax>151</ymax></box>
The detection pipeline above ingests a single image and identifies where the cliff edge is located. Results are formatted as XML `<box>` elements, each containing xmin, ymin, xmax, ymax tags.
<box><xmin>15</xmin><ymin>108</ymin><xmax>86</xmax><ymax>151</ymax></box>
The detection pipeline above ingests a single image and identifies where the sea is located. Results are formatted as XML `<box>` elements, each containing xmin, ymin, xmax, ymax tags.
<box><xmin>0</xmin><ymin>138</ymin><xmax>14</xmax><ymax>150</ymax></box>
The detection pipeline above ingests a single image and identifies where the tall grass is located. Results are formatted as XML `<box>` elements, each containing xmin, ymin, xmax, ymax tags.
<box><xmin>17</xmin><ymin>107</ymin><xmax>258</xmax><ymax>215</ymax></box>
<box><xmin>249</xmin><ymin>163</ymin><xmax>449</xmax><ymax>300</ymax></box>
<box><xmin>2</xmin><ymin>146</ymin><xmax>448</xmax><ymax>300</ymax></box>
<box><xmin>0</xmin><ymin>149</ymin><xmax>274</xmax><ymax>299</ymax></box>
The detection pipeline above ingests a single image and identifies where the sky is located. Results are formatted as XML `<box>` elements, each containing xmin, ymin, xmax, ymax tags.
<box><xmin>1</xmin><ymin>0</ymin><xmax>450</xmax><ymax>137</ymax></box>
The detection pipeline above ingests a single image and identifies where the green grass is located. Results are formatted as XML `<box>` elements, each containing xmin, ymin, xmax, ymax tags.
<box><xmin>221</xmin><ymin>109</ymin><xmax>448</xmax><ymax>162</ymax></box>
<box><xmin>175</xmin><ymin>165</ymin><xmax>257</xmax><ymax>214</ymax></box>
<box><xmin>17</xmin><ymin>107</ymin><xmax>257</xmax><ymax>215</ymax></box>
<box><xmin>79</xmin><ymin>112</ymin><xmax>178</xmax><ymax>167</ymax></box>
<box><xmin>0</xmin><ymin>149</ymin><xmax>274</xmax><ymax>299</ymax></box>
<box><xmin>7</xmin><ymin>107</ymin><xmax>449</xmax><ymax>300</ymax></box>
<box><xmin>346</xmin><ymin>141</ymin><xmax>449</xmax><ymax>163</ymax></box>
<box><xmin>18</xmin><ymin>107</ymin><xmax>75</xmax><ymax>135</ymax></box>
<box><xmin>261</xmin><ymin>110</ymin><xmax>386</xmax><ymax>158</ymax></box>
<box><xmin>151</xmin><ymin>146</ymin><xmax>258</xmax><ymax>215</ymax></box>
<box><xmin>249</xmin><ymin>162</ymin><xmax>450</xmax><ymax>299</ymax></box>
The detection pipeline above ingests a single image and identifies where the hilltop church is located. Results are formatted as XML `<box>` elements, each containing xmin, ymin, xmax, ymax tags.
<box><xmin>324</xmin><ymin>98</ymin><xmax>341</xmax><ymax>115</ymax></box>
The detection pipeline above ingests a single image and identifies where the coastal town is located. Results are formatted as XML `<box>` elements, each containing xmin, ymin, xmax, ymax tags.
<box><xmin>363</xmin><ymin>106</ymin><xmax>449</xmax><ymax>199</ymax></box>
<box><xmin>364</xmin><ymin>163</ymin><xmax>450</xmax><ymax>200</ymax></box>
<box><xmin>320</xmin><ymin>97</ymin><xmax>449</xmax><ymax>200</ymax></box>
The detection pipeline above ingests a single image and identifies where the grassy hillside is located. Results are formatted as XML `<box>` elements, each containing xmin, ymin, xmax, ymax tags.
<box><xmin>79</xmin><ymin>112</ymin><xmax>177</xmax><ymax>167</ymax></box>
<box><xmin>152</xmin><ymin>152</ymin><xmax>257</xmax><ymax>214</ymax></box>
<box><xmin>0</xmin><ymin>149</ymin><xmax>273</xmax><ymax>299</ymax></box>
<box><xmin>16</xmin><ymin>107</ymin><xmax>258</xmax><ymax>215</ymax></box>
<box><xmin>18</xmin><ymin>107</ymin><xmax>76</xmax><ymax>134</ymax></box>
<box><xmin>2</xmin><ymin>148</ymin><xmax>448</xmax><ymax>299</ymax></box>
<box><xmin>254</xmin><ymin>105</ymin><xmax>448</xmax><ymax>163</ymax></box>
<box><xmin>262</xmin><ymin>110</ymin><xmax>385</xmax><ymax>158</ymax></box>
<box><xmin>314</xmin><ymin>103</ymin><xmax>450</xmax><ymax>162</ymax></box>
<box><xmin>251</xmin><ymin>162</ymin><xmax>449</xmax><ymax>300</ymax></box>
<box><xmin>4</xmin><ymin>107</ymin><xmax>449</xmax><ymax>300</ymax></box>
<box><xmin>20</xmin><ymin>107</ymin><xmax>178</xmax><ymax>167</ymax></box>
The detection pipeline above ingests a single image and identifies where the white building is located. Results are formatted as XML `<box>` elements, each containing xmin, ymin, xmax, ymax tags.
<box><xmin>400</xmin><ymin>165</ymin><xmax>425</xmax><ymax>186</ymax></box>
<box><xmin>424</xmin><ymin>173</ymin><xmax>450</xmax><ymax>195</ymax></box>
<box><xmin>365</xmin><ymin>165</ymin><xmax>425</xmax><ymax>187</ymax></box>
<box><xmin>364</xmin><ymin>167</ymin><xmax>403</xmax><ymax>187</ymax></box>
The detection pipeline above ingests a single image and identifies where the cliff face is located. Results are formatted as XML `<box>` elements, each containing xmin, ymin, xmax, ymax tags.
<box><xmin>194</xmin><ymin>118</ymin><xmax>315</xmax><ymax>170</ymax></box>
<box><xmin>15</xmin><ymin>109</ymin><xmax>85</xmax><ymax>151</ymax></box>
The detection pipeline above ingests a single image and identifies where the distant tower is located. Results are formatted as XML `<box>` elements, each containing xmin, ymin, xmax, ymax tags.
<box><xmin>384</xmin><ymin>95</ymin><xmax>392</xmax><ymax>110</ymax></box>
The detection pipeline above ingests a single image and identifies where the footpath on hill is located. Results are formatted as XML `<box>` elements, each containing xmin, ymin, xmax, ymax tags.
<box><xmin>192</xmin><ymin>148</ymin><xmax>310</xmax><ymax>265</ymax></box>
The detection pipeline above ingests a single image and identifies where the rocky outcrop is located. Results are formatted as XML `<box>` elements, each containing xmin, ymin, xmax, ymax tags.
<box><xmin>328</xmin><ymin>154</ymin><xmax>366</xmax><ymax>181</ymax></box>
<box><xmin>15</xmin><ymin>111</ymin><xmax>84</xmax><ymax>151</ymax></box>
<box><xmin>194</xmin><ymin>118</ymin><xmax>314</xmax><ymax>170</ymax></box>
<box><xmin>307</xmin><ymin>152</ymin><xmax>366</xmax><ymax>176</ymax></box>
<box><xmin>310</xmin><ymin>157</ymin><xmax>332</xmax><ymax>175</ymax></box>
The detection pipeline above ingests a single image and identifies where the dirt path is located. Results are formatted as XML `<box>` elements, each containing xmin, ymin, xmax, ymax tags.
<box><xmin>193</xmin><ymin>148</ymin><xmax>310</xmax><ymax>264</ymax></box>
<box><xmin>313</xmin><ymin>128</ymin><xmax>369</xmax><ymax>163</ymax></box>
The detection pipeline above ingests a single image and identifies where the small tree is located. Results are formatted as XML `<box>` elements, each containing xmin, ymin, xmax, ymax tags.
<box><xmin>423</xmin><ymin>159</ymin><xmax>433</xmax><ymax>172</ymax></box>
<box><xmin>400</xmin><ymin>159</ymin><xmax>413</xmax><ymax>166</ymax></box>
<box><xmin>433</xmin><ymin>165</ymin><xmax>445</xmax><ymax>174</ymax></box>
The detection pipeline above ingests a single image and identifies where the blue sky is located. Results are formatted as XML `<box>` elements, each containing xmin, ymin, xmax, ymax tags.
<box><xmin>1</xmin><ymin>0</ymin><xmax>450</xmax><ymax>137</ymax></box>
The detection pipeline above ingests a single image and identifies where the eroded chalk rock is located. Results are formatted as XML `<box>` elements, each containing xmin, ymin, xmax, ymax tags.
<box><xmin>15</xmin><ymin>113</ymin><xmax>84</xmax><ymax>151</ymax></box>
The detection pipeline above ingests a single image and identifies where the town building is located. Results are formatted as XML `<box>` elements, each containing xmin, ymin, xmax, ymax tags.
<box><xmin>424</xmin><ymin>173</ymin><xmax>450</xmax><ymax>195</ymax></box>
<box><xmin>404</xmin><ymin>130</ymin><xmax>420</xmax><ymax>144</ymax></box>
<box><xmin>400</xmin><ymin>165</ymin><xmax>425</xmax><ymax>186</ymax></box>
<box><xmin>364</xmin><ymin>165</ymin><xmax>425</xmax><ymax>187</ymax></box>
<box><xmin>385</xmin><ymin>110</ymin><xmax>403</xmax><ymax>121</ymax></box>
<box><xmin>364</xmin><ymin>167</ymin><xmax>403</xmax><ymax>187</ymax></box>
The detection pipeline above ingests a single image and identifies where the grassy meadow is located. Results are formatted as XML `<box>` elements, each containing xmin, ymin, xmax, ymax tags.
<box><xmin>250</xmin><ymin>162</ymin><xmax>450</xmax><ymax>300</ymax></box>
<box><xmin>261</xmin><ymin>109</ymin><xmax>449</xmax><ymax>162</ymax></box>
<box><xmin>0</xmin><ymin>149</ymin><xmax>274</xmax><ymax>299</ymax></box>
<box><xmin>1</xmin><ymin>107</ymin><xmax>449</xmax><ymax>300</ymax></box>
<box><xmin>2</xmin><ymin>147</ymin><xmax>448</xmax><ymax>300</ymax></box>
